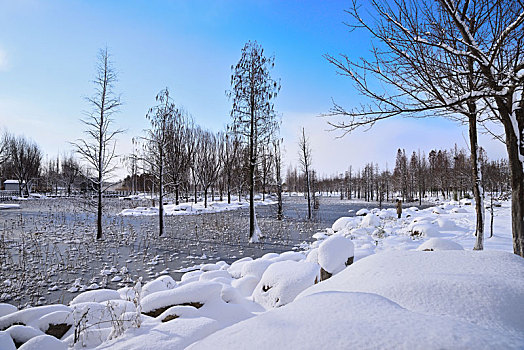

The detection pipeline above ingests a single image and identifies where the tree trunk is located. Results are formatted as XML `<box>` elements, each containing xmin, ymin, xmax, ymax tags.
<box><xmin>159</xmin><ymin>158</ymin><xmax>164</xmax><ymax>237</ymax></box>
<box><xmin>469</xmin><ymin>111</ymin><xmax>484</xmax><ymax>251</ymax></box>
<box><xmin>204</xmin><ymin>188</ymin><xmax>208</xmax><ymax>208</ymax></box>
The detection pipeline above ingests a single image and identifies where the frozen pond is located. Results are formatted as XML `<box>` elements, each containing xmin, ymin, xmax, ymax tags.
<box><xmin>0</xmin><ymin>195</ymin><xmax>428</xmax><ymax>307</ymax></box>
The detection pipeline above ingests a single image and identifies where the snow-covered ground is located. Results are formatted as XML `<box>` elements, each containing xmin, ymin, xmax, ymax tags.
<box><xmin>119</xmin><ymin>196</ymin><xmax>276</xmax><ymax>216</ymax></box>
<box><xmin>0</xmin><ymin>199</ymin><xmax>522</xmax><ymax>349</ymax></box>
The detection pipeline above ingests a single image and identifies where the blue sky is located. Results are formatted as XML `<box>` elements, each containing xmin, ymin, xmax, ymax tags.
<box><xmin>0</xmin><ymin>0</ymin><xmax>506</xmax><ymax>178</ymax></box>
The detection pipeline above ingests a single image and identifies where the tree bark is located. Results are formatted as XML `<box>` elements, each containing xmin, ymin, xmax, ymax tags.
<box><xmin>469</xmin><ymin>110</ymin><xmax>484</xmax><ymax>251</ymax></box>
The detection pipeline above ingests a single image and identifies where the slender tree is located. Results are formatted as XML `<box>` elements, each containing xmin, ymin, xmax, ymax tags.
<box><xmin>143</xmin><ymin>88</ymin><xmax>177</xmax><ymax>237</ymax></box>
<box><xmin>298</xmin><ymin>127</ymin><xmax>313</xmax><ymax>220</ymax></box>
<box><xmin>73</xmin><ymin>48</ymin><xmax>122</xmax><ymax>240</ymax></box>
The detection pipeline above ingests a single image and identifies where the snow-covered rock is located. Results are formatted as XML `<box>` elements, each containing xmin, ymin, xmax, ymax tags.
<box><xmin>141</xmin><ymin>281</ymin><xmax>222</xmax><ymax>316</ymax></box>
<box><xmin>355</xmin><ymin>208</ymin><xmax>369</xmax><ymax>216</ymax></box>
<box><xmin>70</xmin><ymin>289</ymin><xmax>121</xmax><ymax>305</ymax></box>
<box><xmin>18</xmin><ymin>334</ymin><xmax>67</xmax><ymax>350</ymax></box>
<box><xmin>141</xmin><ymin>276</ymin><xmax>176</xmax><ymax>298</ymax></box>
<box><xmin>317</xmin><ymin>236</ymin><xmax>355</xmax><ymax>274</ymax></box>
<box><xmin>252</xmin><ymin>261</ymin><xmax>319</xmax><ymax>309</ymax></box>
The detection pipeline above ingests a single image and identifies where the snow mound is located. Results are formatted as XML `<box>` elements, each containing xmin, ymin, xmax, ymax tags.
<box><xmin>416</xmin><ymin>238</ymin><xmax>464</xmax><ymax>251</ymax></box>
<box><xmin>0</xmin><ymin>305</ymin><xmax>71</xmax><ymax>331</ymax></box>
<box><xmin>0</xmin><ymin>204</ymin><xmax>20</xmax><ymax>210</ymax></box>
<box><xmin>142</xmin><ymin>276</ymin><xmax>176</xmax><ymax>298</ymax></box>
<box><xmin>452</xmin><ymin>207</ymin><xmax>468</xmax><ymax>213</ymax></box>
<box><xmin>190</xmin><ymin>291</ymin><xmax>523</xmax><ymax>349</ymax></box>
<box><xmin>0</xmin><ymin>330</ymin><xmax>15</xmax><ymax>350</ymax></box>
<box><xmin>331</xmin><ymin>217</ymin><xmax>356</xmax><ymax>232</ymax></box>
<box><xmin>70</xmin><ymin>289</ymin><xmax>121</xmax><ymax>305</ymax></box>
<box><xmin>318</xmin><ymin>236</ymin><xmax>354</xmax><ymax>274</ymax></box>
<box><xmin>0</xmin><ymin>304</ymin><xmax>17</xmax><ymax>318</ymax></box>
<box><xmin>360</xmin><ymin>213</ymin><xmax>381</xmax><ymax>228</ymax></box>
<box><xmin>409</xmin><ymin>223</ymin><xmax>440</xmax><ymax>237</ymax></box>
<box><xmin>432</xmin><ymin>217</ymin><xmax>457</xmax><ymax>230</ymax></box>
<box><xmin>252</xmin><ymin>261</ymin><xmax>319</xmax><ymax>309</ymax></box>
<box><xmin>299</xmin><ymin>250</ymin><xmax>524</xmax><ymax>335</ymax></box>
<box><xmin>18</xmin><ymin>334</ymin><xmax>67</xmax><ymax>350</ymax></box>
<box><xmin>355</xmin><ymin>208</ymin><xmax>369</xmax><ymax>216</ymax></box>
<box><xmin>141</xmin><ymin>281</ymin><xmax>222</xmax><ymax>316</ymax></box>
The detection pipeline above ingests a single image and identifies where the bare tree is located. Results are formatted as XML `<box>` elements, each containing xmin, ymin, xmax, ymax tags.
<box><xmin>273</xmin><ymin>138</ymin><xmax>283</xmax><ymax>220</ymax></box>
<box><xmin>228</xmin><ymin>41</ymin><xmax>281</xmax><ymax>242</ymax></box>
<box><xmin>165</xmin><ymin>109</ymin><xmax>193</xmax><ymax>205</ymax></box>
<box><xmin>324</xmin><ymin>0</ymin><xmax>524</xmax><ymax>256</ymax></box>
<box><xmin>143</xmin><ymin>88</ymin><xmax>177</xmax><ymax>237</ymax></box>
<box><xmin>72</xmin><ymin>48</ymin><xmax>122</xmax><ymax>240</ymax></box>
<box><xmin>195</xmin><ymin>130</ymin><xmax>221</xmax><ymax>208</ymax></box>
<box><xmin>62</xmin><ymin>153</ymin><xmax>81</xmax><ymax>196</ymax></box>
<box><xmin>298</xmin><ymin>127</ymin><xmax>312</xmax><ymax>220</ymax></box>
<box><xmin>8</xmin><ymin>135</ymin><xmax>42</xmax><ymax>196</ymax></box>
<box><xmin>0</xmin><ymin>130</ymin><xmax>10</xmax><ymax>166</ymax></box>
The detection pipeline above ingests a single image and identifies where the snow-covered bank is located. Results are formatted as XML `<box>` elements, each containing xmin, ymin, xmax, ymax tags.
<box><xmin>119</xmin><ymin>197</ymin><xmax>276</xmax><ymax>216</ymax></box>
<box><xmin>0</xmin><ymin>199</ymin><xmax>522</xmax><ymax>349</ymax></box>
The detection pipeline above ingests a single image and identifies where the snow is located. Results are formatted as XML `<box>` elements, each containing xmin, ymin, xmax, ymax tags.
<box><xmin>0</xmin><ymin>304</ymin><xmax>17</xmax><ymax>318</ymax></box>
<box><xmin>252</xmin><ymin>260</ymin><xmax>319</xmax><ymax>309</ymax></box>
<box><xmin>18</xmin><ymin>334</ymin><xmax>67</xmax><ymax>350</ymax></box>
<box><xmin>119</xmin><ymin>196</ymin><xmax>276</xmax><ymax>217</ymax></box>
<box><xmin>355</xmin><ymin>208</ymin><xmax>369</xmax><ymax>216</ymax></box>
<box><xmin>0</xmin><ymin>331</ymin><xmax>16</xmax><ymax>350</ymax></box>
<box><xmin>299</xmin><ymin>250</ymin><xmax>524</xmax><ymax>336</ymax></box>
<box><xmin>317</xmin><ymin>236</ymin><xmax>354</xmax><ymax>274</ymax></box>
<box><xmin>69</xmin><ymin>289</ymin><xmax>121</xmax><ymax>305</ymax></box>
<box><xmin>1</xmin><ymin>199</ymin><xmax>522</xmax><ymax>348</ymax></box>
<box><xmin>190</xmin><ymin>291</ymin><xmax>523</xmax><ymax>349</ymax></box>
<box><xmin>141</xmin><ymin>281</ymin><xmax>222</xmax><ymax>315</ymax></box>
<box><xmin>360</xmin><ymin>212</ymin><xmax>381</xmax><ymax>228</ymax></box>
<box><xmin>0</xmin><ymin>204</ymin><xmax>20</xmax><ymax>210</ymax></box>
<box><xmin>141</xmin><ymin>275</ymin><xmax>176</xmax><ymax>298</ymax></box>
<box><xmin>416</xmin><ymin>238</ymin><xmax>464</xmax><ymax>251</ymax></box>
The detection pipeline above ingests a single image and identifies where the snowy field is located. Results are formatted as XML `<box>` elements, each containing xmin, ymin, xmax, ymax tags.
<box><xmin>0</xmin><ymin>196</ymin><xmax>522</xmax><ymax>349</ymax></box>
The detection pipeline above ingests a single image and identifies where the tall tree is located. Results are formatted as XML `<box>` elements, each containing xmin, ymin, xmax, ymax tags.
<box><xmin>73</xmin><ymin>48</ymin><xmax>122</xmax><ymax>240</ymax></box>
<box><xmin>228</xmin><ymin>41</ymin><xmax>280</xmax><ymax>242</ymax></box>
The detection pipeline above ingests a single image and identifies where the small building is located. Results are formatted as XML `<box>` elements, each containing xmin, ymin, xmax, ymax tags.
<box><xmin>4</xmin><ymin>180</ymin><xmax>25</xmax><ymax>192</ymax></box>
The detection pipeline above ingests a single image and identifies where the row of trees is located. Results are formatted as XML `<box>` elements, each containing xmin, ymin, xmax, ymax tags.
<box><xmin>128</xmin><ymin>41</ymin><xmax>282</xmax><ymax>240</ymax></box>
<box><xmin>300</xmin><ymin>146</ymin><xmax>510</xmax><ymax>206</ymax></box>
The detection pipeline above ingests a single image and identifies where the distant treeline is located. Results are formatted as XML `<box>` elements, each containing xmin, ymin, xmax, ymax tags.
<box><xmin>285</xmin><ymin>146</ymin><xmax>510</xmax><ymax>204</ymax></box>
